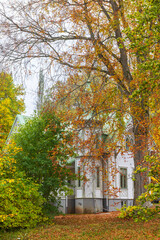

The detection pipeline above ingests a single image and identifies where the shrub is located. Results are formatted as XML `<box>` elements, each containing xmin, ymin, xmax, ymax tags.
<box><xmin>120</xmin><ymin>154</ymin><xmax>160</xmax><ymax>222</ymax></box>
<box><xmin>119</xmin><ymin>205</ymin><xmax>159</xmax><ymax>222</ymax></box>
<box><xmin>0</xmin><ymin>177</ymin><xmax>46</xmax><ymax>229</ymax></box>
<box><xmin>0</xmin><ymin>145</ymin><xmax>46</xmax><ymax>229</ymax></box>
<box><xmin>134</xmin><ymin>155</ymin><xmax>160</xmax><ymax>205</ymax></box>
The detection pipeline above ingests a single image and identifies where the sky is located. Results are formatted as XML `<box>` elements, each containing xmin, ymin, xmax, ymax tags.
<box><xmin>0</xmin><ymin>0</ymin><xmax>38</xmax><ymax>116</ymax></box>
<box><xmin>0</xmin><ymin>0</ymin><xmax>58</xmax><ymax>116</ymax></box>
<box><xmin>21</xmin><ymin>72</ymin><xmax>39</xmax><ymax>116</ymax></box>
<box><xmin>13</xmin><ymin>60</ymin><xmax>47</xmax><ymax>116</ymax></box>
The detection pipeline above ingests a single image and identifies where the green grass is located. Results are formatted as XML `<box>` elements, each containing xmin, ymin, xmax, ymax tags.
<box><xmin>0</xmin><ymin>213</ymin><xmax>159</xmax><ymax>240</ymax></box>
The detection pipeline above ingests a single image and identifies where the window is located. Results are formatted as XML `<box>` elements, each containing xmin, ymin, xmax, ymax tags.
<box><xmin>121</xmin><ymin>200</ymin><xmax>127</xmax><ymax>208</ymax></box>
<box><xmin>126</xmin><ymin>137</ymin><xmax>133</xmax><ymax>151</ymax></box>
<box><xmin>95</xmin><ymin>133</ymin><xmax>100</xmax><ymax>149</ymax></box>
<box><xmin>120</xmin><ymin>168</ymin><xmax>127</xmax><ymax>189</ymax></box>
<box><xmin>130</xmin><ymin>138</ymin><xmax>134</xmax><ymax>147</ymax></box>
<box><xmin>102</xmin><ymin>134</ymin><xmax>108</xmax><ymax>143</ymax></box>
<box><xmin>96</xmin><ymin>167</ymin><xmax>100</xmax><ymax>188</ymax></box>
<box><xmin>77</xmin><ymin>166</ymin><xmax>81</xmax><ymax>187</ymax></box>
<box><xmin>126</xmin><ymin>137</ymin><xmax>129</xmax><ymax>150</ymax></box>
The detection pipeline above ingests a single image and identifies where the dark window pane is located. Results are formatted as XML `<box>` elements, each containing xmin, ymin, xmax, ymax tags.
<box><xmin>97</xmin><ymin>167</ymin><xmax>100</xmax><ymax>188</ymax></box>
<box><xmin>120</xmin><ymin>168</ymin><xmax>127</xmax><ymax>189</ymax></box>
<box><xmin>78</xmin><ymin>167</ymin><xmax>81</xmax><ymax>187</ymax></box>
<box><xmin>126</xmin><ymin>138</ymin><xmax>129</xmax><ymax>150</ymax></box>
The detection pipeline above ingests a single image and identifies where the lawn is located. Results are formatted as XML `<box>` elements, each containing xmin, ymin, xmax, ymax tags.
<box><xmin>0</xmin><ymin>212</ymin><xmax>159</xmax><ymax>240</ymax></box>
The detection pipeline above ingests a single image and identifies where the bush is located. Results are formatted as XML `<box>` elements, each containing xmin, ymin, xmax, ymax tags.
<box><xmin>135</xmin><ymin>155</ymin><xmax>160</xmax><ymax>205</ymax></box>
<box><xmin>0</xmin><ymin>178</ymin><xmax>46</xmax><ymax>229</ymax></box>
<box><xmin>120</xmin><ymin>154</ymin><xmax>160</xmax><ymax>222</ymax></box>
<box><xmin>119</xmin><ymin>205</ymin><xmax>159</xmax><ymax>222</ymax></box>
<box><xmin>0</xmin><ymin>145</ymin><xmax>46</xmax><ymax>229</ymax></box>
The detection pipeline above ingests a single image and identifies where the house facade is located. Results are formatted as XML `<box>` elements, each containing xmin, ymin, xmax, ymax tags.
<box><xmin>59</xmin><ymin>120</ymin><xmax>135</xmax><ymax>214</ymax></box>
<box><xmin>7</xmin><ymin>115</ymin><xmax>135</xmax><ymax>214</ymax></box>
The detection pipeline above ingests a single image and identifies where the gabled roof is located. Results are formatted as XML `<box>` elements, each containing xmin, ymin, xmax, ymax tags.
<box><xmin>15</xmin><ymin>114</ymin><xmax>28</xmax><ymax>125</ymax></box>
<box><xmin>6</xmin><ymin>114</ymin><xmax>29</xmax><ymax>144</ymax></box>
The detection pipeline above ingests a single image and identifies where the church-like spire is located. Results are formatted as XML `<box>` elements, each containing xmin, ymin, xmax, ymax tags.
<box><xmin>37</xmin><ymin>68</ymin><xmax>44</xmax><ymax>113</ymax></box>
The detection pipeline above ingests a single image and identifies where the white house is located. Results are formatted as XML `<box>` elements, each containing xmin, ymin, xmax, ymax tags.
<box><xmin>7</xmin><ymin>115</ymin><xmax>135</xmax><ymax>214</ymax></box>
<box><xmin>59</xmin><ymin>118</ymin><xmax>135</xmax><ymax>213</ymax></box>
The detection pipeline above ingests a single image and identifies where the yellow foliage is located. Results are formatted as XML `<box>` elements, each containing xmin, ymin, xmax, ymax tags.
<box><xmin>0</xmin><ymin>72</ymin><xmax>24</xmax><ymax>149</ymax></box>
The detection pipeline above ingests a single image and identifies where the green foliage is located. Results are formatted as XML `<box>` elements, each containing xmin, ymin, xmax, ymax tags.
<box><xmin>0</xmin><ymin>178</ymin><xmax>45</xmax><ymax>229</ymax></box>
<box><xmin>125</xmin><ymin>0</ymin><xmax>160</xmax><ymax>101</ymax></box>
<box><xmin>119</xmin><ymin>205</ymin><xmax>159</xmax><ymax>222</ymax></box>
<box><xmin>0</xmin><ymin>72</ymin><xmax>24</xmax><ymax>149</ymax></box>
<box><xmin>0</xmin><ymin>146</ymin><xmax>46</xmax><ymax>229</ymax></box>
<box><xmin>135</xmin><ymin>155</ymin><xmax>160</xmax><ymax>205</ymax></box>
<box><xmin>14</xmin><ymin>110</ymin><xmax>76</xmax><ymax>202</ymax></box>
<box><xmin>120</xmin><ymin>155</ymin><xmax>160</xmax><ymax>222</ymax></box>
<box><xmin>126</xmin><ymin>0</ymin><xmax>160</xmax><ymax>58</ymax></box>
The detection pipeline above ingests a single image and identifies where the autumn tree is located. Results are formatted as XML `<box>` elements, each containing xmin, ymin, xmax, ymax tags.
<box><xmin>0</xmin><ymin>0</ymin><xmax>159</xmax><ymax>202</ymax></box>
<box><xmin>0</xmin><ymin>72</ymin><xmax>24</xmax><ymax>149</ymax></box>
<box><xmin>13</xmin><ymin>109</ymin><xmax>76</xmax><ymax>203</ymax></box>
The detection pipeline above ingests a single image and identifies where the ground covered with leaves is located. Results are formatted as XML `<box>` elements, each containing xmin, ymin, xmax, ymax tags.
<box><xmin>0</xmin><ymin>212</ymin><xmax>159</xmax><ymax>240</ymax></box>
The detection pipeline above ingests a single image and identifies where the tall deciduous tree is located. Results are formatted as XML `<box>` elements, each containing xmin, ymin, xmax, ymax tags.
<box><xmin>0</xmin><ymin>0</ymin><xmax>159</xmax><ymax>202</ymax></box>
<box><xmin>0</xmin><ymin>72</ymin><xmax>24</xmax><ymax>149</ymax></box>
<box><xmin>14</xmin><ymin>109</ymin><xmax>76</xmax><ymax>202</ymax></box>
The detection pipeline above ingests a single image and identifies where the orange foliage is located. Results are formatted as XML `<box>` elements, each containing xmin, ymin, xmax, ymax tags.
<box><xmin>1</xmin><ymin>0</ymin><xmax>159</xmax><ymax>200</ymax></box>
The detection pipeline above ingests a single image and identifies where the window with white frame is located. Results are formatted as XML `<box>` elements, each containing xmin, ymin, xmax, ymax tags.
<box><xmin>125</xmin><ymin>137</ymin><xmax>133</xmax><ymax>151</ymax></box>
<box><xmin>102</xmin><ymin>133</ymin><xmax>108</xmax><ymax>143</ymax></box>
<box><xmin>126</xmin><ymin>137</ymin><xmax>130</xmax><ymax>151</ymax></box>
<box><xmin>96</xmin><ymin>167</ymin><xmax>100</xmax><ymax>188</ymax></box>
<box><xmin>121</xmin><ymin>200</ymin><xmax>127</xmax><ymax>208</ymax></box>
<box><xmin>77</xmin><ymin>166</ymin><xmax>81</xmax><ymax>187</ymax></box>
<box><xmin>95</xmin><ymin>133</ymin><xmax>101</xmax><ymax>149</ymax></box>
<box><xmin>120</xmin><ymin>168</ymin><xmax>127</xmax><ymax>189</ymax></box>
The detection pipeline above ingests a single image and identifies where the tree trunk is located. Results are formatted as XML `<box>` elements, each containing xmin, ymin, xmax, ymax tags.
<box><xmin>133</xmin><ymin>136</ymin><xmax>148</xmax><ymax>204</ymax></box>
<box><xmin>132</xmin><ymin>108</ymin><xmax>149</xmax><ymax>205</ymax></box>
